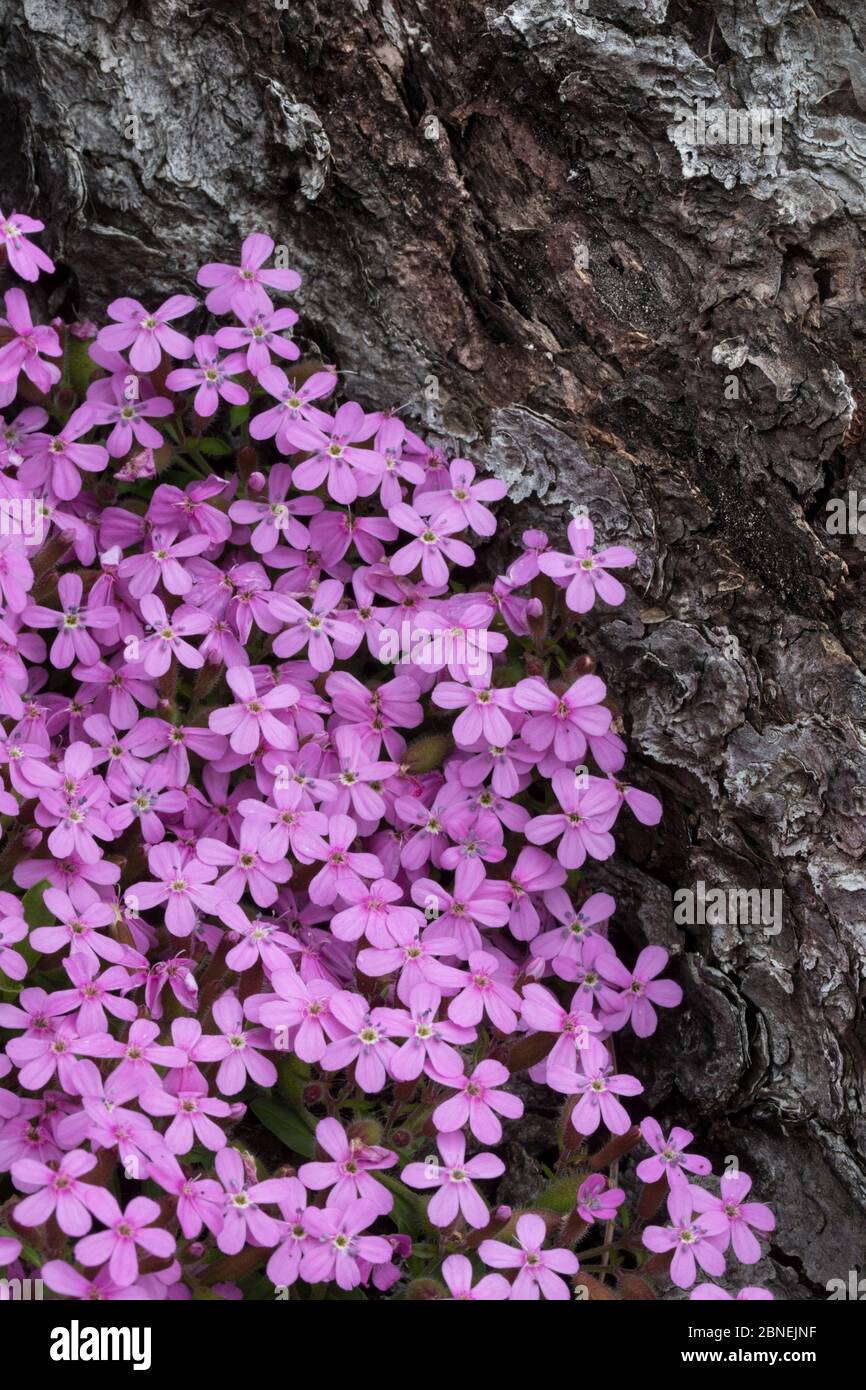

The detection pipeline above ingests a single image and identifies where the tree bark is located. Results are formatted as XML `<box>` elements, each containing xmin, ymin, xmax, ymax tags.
<box><xmin>3</xmin><ymin>0</ymin><xmax>866</xmax><ymax>1298</ymax></box>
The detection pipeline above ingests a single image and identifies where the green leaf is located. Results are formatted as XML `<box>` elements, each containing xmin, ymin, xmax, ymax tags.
<box><xmin>249</xmin><ymin>1097</ymin><xmax>316</xmax><ymax>1159</ymax></box>
<box><xmin>23</xmin><ymin>880</ymin><xmax>53</xmax><ymax>929</ymax></box>
<box><xmin>229</xmin><ymin>404</ymin><xmax>250</xmax><ymax>429</ymax></box>
<box><xmin>195</xmin><ymin>437</ymin><xmax>233</xmax><ymax>457</ymax></box>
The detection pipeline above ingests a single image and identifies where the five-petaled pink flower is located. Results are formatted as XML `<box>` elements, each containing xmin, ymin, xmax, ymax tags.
<box><xmin>97</xmin><ymin>294</ymin><xmax>197</xmax><ymax>372</ymax></box>
<box><xmin>74</xmin><ymin>1192</ymin><xmax>176</xmax><ymax>1288</ymax></box>
<box><xmin>538</xmin><ymin>515</ymin><xmax>636</xmax><ymax>614</ymax></box>
<box><xmin>480</xmin><ymin>1213</ymin><xmax>579</xmax><ymax>1300</ymax></box>
<box><xmin>208</xmin><ymin>665</ymin><xmax>299</xmax><ymax>753</ymax></box>
<box><xmin>197</xmin><ymin>234</ymin><xmax>301</xmax><ymax>317</ymax></box>
<box><xmin>0</xmin><ymin>210</ymin><xmax>55</xmax><ymax>282</ymax></box>
<box><xmin>402</xmin><ymin>1130</ymin><xmax>504</xmax><ymax>1229</ymax></box>
<box><xmin>642</xmin><ymin>1186</ymin><xmax>729</xmax><ymax>1289</ymax></box>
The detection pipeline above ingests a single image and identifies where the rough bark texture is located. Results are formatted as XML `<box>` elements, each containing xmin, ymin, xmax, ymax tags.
<box><xmin>3</xmin><ymin>0</ymin><xmax>866</xmax><ymax>1298</ymax></box>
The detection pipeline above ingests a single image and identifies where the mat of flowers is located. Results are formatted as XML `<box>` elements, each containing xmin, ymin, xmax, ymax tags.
<box><xmin>0</xmin><ymin>213</ymin><xmax>775</xmax><ymax>1301</ymax></box>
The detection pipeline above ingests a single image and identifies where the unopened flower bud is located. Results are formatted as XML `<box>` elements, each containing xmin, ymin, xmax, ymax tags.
<box><xmin>347</xmin><ymin>1118</ymin><xmax>383</xmax><ymax>1147</ymax></box>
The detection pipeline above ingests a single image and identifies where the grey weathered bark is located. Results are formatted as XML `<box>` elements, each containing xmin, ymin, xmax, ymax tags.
<box><xmin>3</xmin><ymin>0</ymin><xmax>865</xmax><ymax>1298</ymax></box>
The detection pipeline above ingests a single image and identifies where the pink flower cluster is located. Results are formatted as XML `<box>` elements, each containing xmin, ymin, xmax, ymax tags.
<box><xmin>0</xmin><ymin>220</ymin><xmax>776</xmax><ymax>1301</ymax></box>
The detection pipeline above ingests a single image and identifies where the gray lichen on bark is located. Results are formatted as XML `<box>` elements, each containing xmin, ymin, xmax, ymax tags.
<box><xmin>2</xmin><ymin>0</ymin><xmax>866</xmax><ymax>1297</ymax></box>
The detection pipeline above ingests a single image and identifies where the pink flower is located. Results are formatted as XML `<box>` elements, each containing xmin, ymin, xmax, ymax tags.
<box><xmin>642</xmin><ymin>1186</ymin><xmax>729</xmax><ymax>1289</ymax></box>
<box><xmin>298</xmin><ymin>1117</ymin><xmax>397</xmax><ymax>1215</ymax></box>
<box><xmin>0</xmin><ymin>911</ymin><xmax>27</xmax><ymax>980</ymax></box>
<box><xmin>576</xmin><ymin>1174</ymin><xmax>626</xmax><ymax>1223</ymax></box>
<box><xmin>432</xmin><ymin>1059</ymin><xmax>524</xmax><ymax>1144</ymax></box>
<box><xmin>525</xmin><ymin>769</ymin><xmax>620</xmax><ymax>869</ymax></box>
<box><xmin>520</xmin><ymin>982</ymin><xmax>606</xmax><ymax>1072</ymax></box>
<box><xmin>270</xmin><ymin>578</ymin><xmax>357</xmax><ymax>672</ymax></box>
<box><xmin>608</xmin><ymin>773</ymin><xmax>663</xmax><ymax>826</ymax></box>
<box><xmin>248</xmin><ymin>366</ymin><xmax>336</xmax><ymax>451</ymax></box>
<box><xmin>330</xmin><ymin>874</ymin><xmax>421</xmax><ymax>946</ymax></box>
<box><xmin>108</xmin><ymin>763</ymin><xmax>187</xmax><ymax>844</ymax></box>
<box><xmin>203</xmin><ymin>993</ymin><xmax>278</xmax><ymax>1095</ymax></box>
<box><xmin>11</xmin><ymin>1149</ymin><xmax>101</xmax><ymax>1235</ymax></box>
<box><xmin>148</xmin><ymin>477</ymin><xmax>234</xmax><ymax>545</ymax></box>
<box><xmin>41</xmin><ymin>1261</ymin><xmax>145</xmax><ymax>1300</ymax></box>
<box><xmin>0</xmin><ymin>288</ymin><xmax>61</xmax><ymax>394</ymax></box>
<box><xmin>596</xmin><ymin>944</ymin><xmax>682</xmax><ymax>1036</ymax></box>
<box><xmin>76</xmin><ymin>1018</ymin><xmax>185</xmax><ymax>1102</ymax></box>
<box><xmin>228</xmin><ymin>463</ymin><xmax>322</xmax><ymax>554</ymax></box>
<box><xmin>447</xmin><ymin>950</ymin><xmax>521</xmax><ymax>1033</ymax></box>
<box><xmin>411</xmin><ymin>859</ymin><xmax>510</xmax><ymax>958</ymax></box>
<box><xmin>547</xmin><ymin>1060</ymin><xmax>643</xmax><ymax>1136</ymax></box>
<box><xmin>299</xmin><ymin>1198</ymin><xmax>392</xmax><ymax>1291</ymax></box>
<box><xmin>126</xmin><ymin>842</ymin><xmax>219</xmax><ymax>935</ymax></box>
<box><xmin>414</xmin><ymin>458</ymin><xmax>506</xmax><ymax>537</ymax></box>
<box><xmin>196</xmin><ymin>821</ymin><xmax>291</xmax><ymax>907</ymax></box>
<box><xmin>636</xmin><ymin>1117</ymin><xmax>712</xmax><ymax>1187</ymax></box>
<box><xmin>213</xmin><ymin>1146</ymin><xmax>292</xmax><ymax>1254</ymax></box>
<box><xmin>298</xmin><ymin>812</ymin><xmax>383</xmax><ymax>906</ymax></box>
<box><xmin>0</xmin><ymin>538</ymin><xmax>34</xmax><ymax>616</ymax></box>
<box><xmin>97</xmin><ymin>294</ymin><xmax>197</xmax><ymax>372</ymax></box>
<box><xmin>0</xmin><ymin>1237</ymin><xmax>22</xmax><ymax>1267</ymax></box>
<box><xmin>690</xmin><ymin>1173</ymin><xmax>775</xmax><ymax>1264</ymax></box>
<box><xmin>117</xmin><ymin>530</ymin><xmax>211</xmax><ymax>599</ymax></box>
<box><xmin>215</xmin><ymin>306</ymin><xmax>300</xmax><ymax>376</ymax></box>
<box><xmin>402</xmin><ymin>1130</ymin><xmax>504</xmax><ymax>1229</ymax></box>
<box><xmin>538</xmin><ymin>515</ymin><xmax>636</xmax><ymax>614</ymax></box>
<box><xmin>74</xmin><ymin>1192</ymin><xmax>176</xmax><ymax>1288</ymax></box>
<box><xmin>266</xmin><ymin>1180</ymin><xmax>314</xmax><ymax>1288</ymax></box>
<box><xmin>514</xmin><ymin>673</ymin><xmax>611</xmax><ymax>765</ymax></box>
<box><xmin>165</xmin><ymin>334</ymin><xmax>249</xmax><ymax>417</ymax></box>
<box><xmin>506</xmin><ymin>528</ymin><xmax>550</xmax><ymax>585</ymax></box>
<box><xmin>356</xmin><ymin>918</ymin><xmax>464</xmax><ymax>1005</ymax></box>
<box><xmin>216</xmin><ymin>900</ymin><xmax>301</xmax><ymax>967</ymax></box>
<box><xmin>254</xmin><ymin>968</ymin><xmax>340</xmax><ymax>1064</ymax></box>
<box><xmin>29</xmin><ymin>887</ymin><xmax>135</xmax><ymax>966</ymax></box>
<box><xmin>480</xmin><ymin>1212</ymin><xmax>578</xmax><ymax>1300</ymax></box>
<box><xmin>138</xmin><ymin>1079</ymin><xmax>232</xmax><ymax>1153</ymax></box>
<box><xmin>0</xmin><ymin>210</ymin><xmax>55</xmax><ymax>282</ymax></box>
<box><xmin>52</xmin><ymin>953</ymin><xmax>137</xmax><ymax>1033</ymax></box>
<box><xmin>18</xmin><ymin>406</ymin><xmax>109</xmax><ymax>500</ymax></box>
<box><xmin>197</xmin><ymin>234</ymin><xmax>301</xmax><ymax>317</ymax></box>
<box><xmin>138</xmin><ymin>594</ymin><xmax>210</xmax><ymax>676</ymax></box>
<box><xmin>87</xmin><ymin>378</ymin><xmax>174</xmax><ymax>458</ymax></box>
<box><xmin>388</xmin><ymin>503</ymin><xmax>474</xmax><ymax>586</ymax></box>
<box><xmin>23</xmin><ymin>572</ymin><xmax>116</xmax><ymax>667</ymax></box>
<box><xmin>147</xmin><ymin>1154</ymin><xmax>224</xmax><ymax>1241</ymax></box>
<box><xmin>318</xmin><ymin>991</ymin><xmax>398</xmax><ymax>1092</ymax></box>
<box><xmin>441</xmin><ymin>1252</ymin><xmax>510</xmax><ymax>1300</ymax></box>
<box><xmin>385</xmin><ymin>983</ymin><xmax>473</xmax><ymax>1080</ymax></box>
<box><xmin>532</xmin><ymin>889</ymin><xmax>615</xmax><ymax>980</ymax></box>
<box><xmin>287</xmin><ymin>401</ymin><xmax>383</xmax><ymax>504</ymax></box>
<box><xmin>209</xmin><ymin>665</ymin><xmax>299</xmax><ymax>753</ymax></box>
<box><xmin>431</xmin><ymin>679</ymin><xmax>519</xmax><ymax>747</ymax></box>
